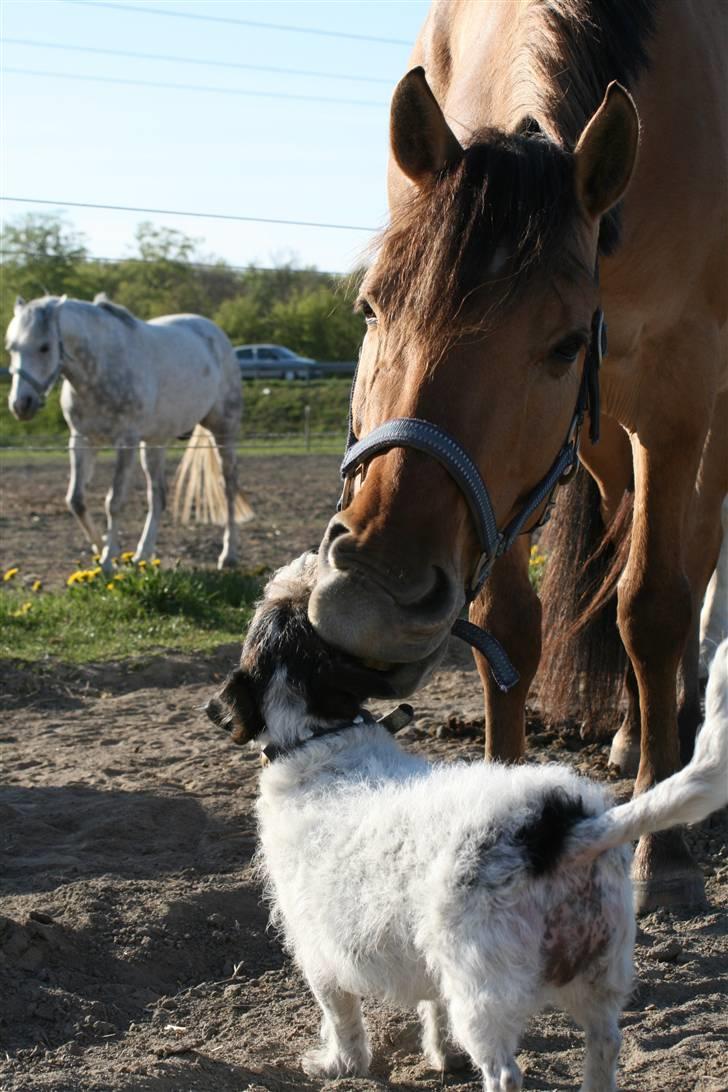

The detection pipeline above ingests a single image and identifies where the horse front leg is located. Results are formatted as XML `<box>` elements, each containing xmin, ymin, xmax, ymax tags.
<box><xmin>470</xmin><ymin>537</ymin><xmax>542</xmax><ymax>762</ymax></box>
<box><xmin>133</xmin><ymin>443</ymin><xmax>166</xmax><ymax>562</ymax></box>
<box><xmin>66</xmin><ymin>432</ymin><xmax>101</xmax><ymax>552</ymax></box>
<box><xmin>618</xmin><ymin>424</ymin><xmax>711</xmax><ymax>912</ymax></box>
<box><xmin>99</xmin><ymin>442</ymin><xmax>137</xmax><ymax>574</ymax></box>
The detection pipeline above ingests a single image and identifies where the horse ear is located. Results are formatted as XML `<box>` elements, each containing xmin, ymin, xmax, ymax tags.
<box><xmin>390</xmin><ymin>66</ymin><xmax>463</xmax><ymax>186</ymax></box>
<box><xmin>14</xmin><ymin>296</ymin><xmax>25</xmax><ymax>315</ymax></box>
<box><xmin>55</xmin><ymin>294</ymin><xmax>68</xmax><ymax>307</ymax></box>
<box><xmin>205</xmin><ymin>668</ymin><xmax>264</xmax><ymax>745</ymax></box>
<box><xmin>574</xmin><ymin>82</ymin><xmax>640</xmax><ymax>218</ymax></box>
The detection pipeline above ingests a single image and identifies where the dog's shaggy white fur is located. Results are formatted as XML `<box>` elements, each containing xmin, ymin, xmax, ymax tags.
<box><xmin>207</xmin><ymin>555</ymin><xmax>728</xmax><ymax>1092</ymax></box>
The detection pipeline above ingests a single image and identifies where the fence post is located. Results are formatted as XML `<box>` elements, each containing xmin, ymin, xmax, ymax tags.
<box><xmin>304</xmin><ymin>403</ymin><xmax>311</xmax><ymax>452</ymax></box>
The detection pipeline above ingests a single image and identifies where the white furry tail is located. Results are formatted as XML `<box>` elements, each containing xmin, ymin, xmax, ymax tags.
<box><xmin>570</xmin><ymin>638</ymin><xmax>728</xmax><ymax>860</ymax></box>
<box><xmin>172</xmin><ymin>424</ymin><xmax>254</xmax><ymax>526</ymax></box>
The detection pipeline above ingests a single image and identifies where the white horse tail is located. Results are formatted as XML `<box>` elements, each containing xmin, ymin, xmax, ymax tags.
<box><xmin>567</xmin><ymin>637</ymin><xmax>728</xmax><ymax>862</ymax></box>
<box><xmin>172</xmin><ymin>424</ymin><xmax>254</xmax><ymax>526</ymax></box>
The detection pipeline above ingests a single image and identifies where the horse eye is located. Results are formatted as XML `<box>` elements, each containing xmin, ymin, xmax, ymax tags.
<box><xmin>359</xmin><ymin>300</ymin><xmax>378</xmax><ymax>326</ymax></box>
<box><xmin>550</xmin><ymin>337</ymin><xmax>584</xmax><ymax>364</ymax></box>
<box><xmin>39</xmin><ymin>343</ymin><xmax>50</xmax><ymax>353</ymax></box>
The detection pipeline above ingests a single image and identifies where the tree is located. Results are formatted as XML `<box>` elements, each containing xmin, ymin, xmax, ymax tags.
<box><xmin>0</xmin><ymin>213</ymin><xmax>92</xmax><ymax>319</ymax></box>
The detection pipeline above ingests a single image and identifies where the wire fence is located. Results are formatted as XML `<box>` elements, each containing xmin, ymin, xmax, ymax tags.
<box><xmin>0</xmin><ymin>432</ymin><xmax>347</xmax><ymax>455</ymax></box>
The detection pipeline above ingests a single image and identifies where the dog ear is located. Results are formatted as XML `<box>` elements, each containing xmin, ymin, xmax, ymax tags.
<box><xmin>205</xmin><ymin>668</ymin><xmax>264</xmax><ymax>745</ymax></box>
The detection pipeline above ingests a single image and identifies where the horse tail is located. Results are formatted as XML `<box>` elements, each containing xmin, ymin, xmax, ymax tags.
<box><xmin>172</xmin><ymin>424</ymin><xmax>254</xmax><ymax>526</ymax></box>
<box><xmin>537</xmin><ymin>465</ymin><xmax>632</xmax><ymax>735</ymax></box>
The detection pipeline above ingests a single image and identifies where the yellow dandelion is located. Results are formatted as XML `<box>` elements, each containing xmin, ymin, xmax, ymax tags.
<box><xmin>31</xmin><ymin>579</ymin><xmax>43</xmax><ymax>593</ymax></box>
<box><xmin>106</xmin><ymin>582</ymin><xmax>115</xmax><ymax>591</ymax></box>
<box><xmin>3</xmin><ymin>567</ymin><xmax>19</xmax><ymax>582</ymax></box>
<box><xmin>151</xmin><ymin>558</ymin><xmax>161</xmax><ymax>566</ymax></box>
<box><xmin>114</xmin><ymin>572</ymin><xmax>125</xmax><ymax>582</ymax></box>
<box><xmin>10</xmin><ymin>601</ymin><xmax>32</xmax><ymax>617</ymax></box>
<box><xmin>67</xmin><ymin>571</ymin><xmax>84</xmax><ymax>586</ymax></box>
<box><xmin>121</xmin><ymin>551</ymin><xmax>134</xmax><ymax>563</ymax></box>
<box><xmin>137</xmin><ymin>559</ymin><xmax>147</xmax><ymax>570</ymax></box>
<box><xmin>92</xmin><ymin>553</ymin><xmax>101</xmax><ymax>563</ymax></box>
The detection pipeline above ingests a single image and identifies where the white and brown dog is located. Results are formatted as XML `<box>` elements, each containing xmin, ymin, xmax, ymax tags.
<box><xmin>206</xmin><ymin>553</ymin><xmax>728</xmax><ymax>1092</ymax></box>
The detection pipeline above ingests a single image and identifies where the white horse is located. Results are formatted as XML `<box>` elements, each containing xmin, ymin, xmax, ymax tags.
<box><xmin>5</xmin><ymin>294</ymin><xmax>253</xmax><ymax>570</ymax></box>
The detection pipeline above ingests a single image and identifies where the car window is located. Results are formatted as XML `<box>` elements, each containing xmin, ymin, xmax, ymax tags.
<box><xmin>276</xmin><ymin>347</ymin><xmax>296</xmax><ymax>359</ymax></box>
<box><xmin>257</xmin><ymin>348</ymin><xmax>275</xmax><ymax>360</ymax></box>
<box><xmin>236</xmin><ymin>348</ymin><xmax>253</xmax><ymax>360</ymax></box>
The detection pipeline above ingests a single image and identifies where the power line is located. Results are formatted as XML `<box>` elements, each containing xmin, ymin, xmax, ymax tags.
<box><xmin>0</xmin><ymin>197</ymin><xmax>377</xmax><ymax>234</ymax></box>
<box><xmin>3</xmin><ymin>66</ymin><xmax>386</xmax><ymax>109</ymax></box>
<box><xmin>1</xmin><ymin>36</ymin><xmax>395</xmax><ymax>86</ymax></box>
<box><xmin>65</xmin><ymin>0</ymin><xmax>412</xmax><ymax>46</ymax></box>
<box><xmin>0</xmin><ymin>251</ymin><xmax>350</xmax><ymax>278</ymax></box>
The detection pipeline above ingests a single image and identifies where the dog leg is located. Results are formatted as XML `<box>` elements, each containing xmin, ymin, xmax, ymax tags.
<box><xmin>447</xmin><ymin>995</ymin><xmax>524</xmax><ymax>1092</ymax></box>
<box><xmin>418</xmin><ymin>1000</ymin><xmax>470</xmax><ymax>1073</ymax></box>
<box><xmin>580</xmin><ymin>1016</ymin><xmax>621</xmax><ymax>1092</ymax></box>
<box><xmin>301</xmin><ymin>985</ymin><xmax>370</xmax><ymax>1078</ymax></box>
<box><xmin>565</xmin><ymin>993</ymin><xmax>622</xmax><ymax>1092</ymax></box>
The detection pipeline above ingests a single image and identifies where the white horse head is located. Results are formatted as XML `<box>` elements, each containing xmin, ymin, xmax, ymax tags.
<box><xmin>5</xmin><ymin>294</ymin><xmax>67</xmax><ymax>420</ymax></box>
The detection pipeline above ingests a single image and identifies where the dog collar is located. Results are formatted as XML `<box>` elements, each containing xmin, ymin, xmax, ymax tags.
<box><xmin>261</xmin><ymin>703</ymin><xmax>414</xmax><ymax>764</ymax></box>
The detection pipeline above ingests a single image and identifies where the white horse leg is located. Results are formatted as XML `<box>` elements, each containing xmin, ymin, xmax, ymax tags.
<box><xmin>99</xmin><ymin>443</ymin><xmax>137</xmax><ymax>573</ymax></box>
<box><xmin>66</xmin><ymin>433</ymin><xmax>101</xmax><ymax>552</ymax></box>
<box><xmin>217</xmin><ymin>436</ymin><xmax>240</xmax><ymax>568</ymax></box>
<box><xmin>133</xmin><ymin>443</ymin><xmax>166</xmax><ymax>562</ymax></box>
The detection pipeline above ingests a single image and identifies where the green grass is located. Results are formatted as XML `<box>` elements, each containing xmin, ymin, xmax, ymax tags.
<box><xmin>0</xmin><ymin>376</ymin><xmax>352</xmax><ymax>448</ymax></box>
<box><xmin>0</xmin><ymin>563</ymin><xmax>263</xmax><ymax>663</ymax></box>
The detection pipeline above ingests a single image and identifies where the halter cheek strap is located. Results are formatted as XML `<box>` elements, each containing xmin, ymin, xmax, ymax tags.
<box><xmin>337</xmin><ymin>309</ymin><xmax>606</xmax><ymax>693</ymax></box>
<box><xmin>9</xmin><ymin>339</ymin><xmax>67</xmax><ymax>405</ymax></box>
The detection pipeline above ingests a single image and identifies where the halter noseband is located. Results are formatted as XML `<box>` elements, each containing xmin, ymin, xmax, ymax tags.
<box><xmin>9</xmin><ymin>337</ymin><xmax>67</xmax><ymax>405</ymax></box>
<box><xmin>338</xmin><ymin>309</ymin><xmax>606</xmax><ymax>692</ymax></box>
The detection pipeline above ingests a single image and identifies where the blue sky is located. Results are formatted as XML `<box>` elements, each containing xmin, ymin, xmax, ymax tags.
<box><xmin>1</xmin><ymin>0</ymin><xmax>429</xmax><ymax>273</ymax></box>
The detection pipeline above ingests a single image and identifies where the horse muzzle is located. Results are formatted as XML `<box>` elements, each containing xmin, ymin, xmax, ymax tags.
<box><xmin>309</xmin><ymin>512</ymin><xmax>463</xmax><ymax>676</ymax></box>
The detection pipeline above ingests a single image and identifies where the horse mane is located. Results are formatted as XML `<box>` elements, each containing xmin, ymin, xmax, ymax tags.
<box><xmin>369</xmin><ymin>128</ymin><xmax>581</xmax><ymax>355</ymax></box>
<box><xmin>93</xmin><ymin>293</ymin><xmax>137</xmax><ymax>327</ymax></box>
<box><xmin>530</xmin><ymin>0</ymin><xmax>656</xmax><ymax>254</ymax></box>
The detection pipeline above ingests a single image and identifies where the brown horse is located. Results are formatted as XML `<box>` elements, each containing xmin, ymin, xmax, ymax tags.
<box><xmin>310</xmin><ymin>0</ymin><xmax>727</xmax><ymax>912</ymax></box>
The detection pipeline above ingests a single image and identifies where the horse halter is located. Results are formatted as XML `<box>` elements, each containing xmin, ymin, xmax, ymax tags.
<box><xmin>338</xmin><ymin>309</ymin><xmax>606</xmax><ymax>692</ymax></box>
<box><xmin>9</xmin><ymin>334</ymin><xmax>67</xmax><ymax>406</ymax></box>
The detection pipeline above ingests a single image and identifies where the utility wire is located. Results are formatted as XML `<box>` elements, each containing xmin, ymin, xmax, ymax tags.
<box><xmin>1</xmin><ymin>36</ymin><xmax>395</xmax><ymax>86</ymax></box>
<box><xmin>3</xmin><ymin>66</ymin><xmax>386</xmax><ymax>109</ymax></box>
<box><xmin>65</xmin><ymin>1</ymin><xmax>412</xmax><ymax>47</ymax></box>
<box><xmin>0</xmin><ymin>252</ymin><xmax>350</xmax><ymax>278</ymax></box>
<box><xmin>0</xmin><ymin>197</ymin><xmax>377</xmax><ymax>234</ymax></box>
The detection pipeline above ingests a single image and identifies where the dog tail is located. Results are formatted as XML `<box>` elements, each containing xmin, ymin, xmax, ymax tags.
<box><xmin>568</xmin><ymin>638</ymin><xmax>728</xmax><ymax>860</ymax></box>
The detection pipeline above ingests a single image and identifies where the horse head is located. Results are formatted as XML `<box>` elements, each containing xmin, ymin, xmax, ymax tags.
<box><xmin>5</xmin><ymin>295</ymin><xmax>67</xmax><ymax>420</ymax></box>
<box><xmin>310</xmin><ymin>69</ymin><xmax>638</xmax><ymax>692</ymax></box>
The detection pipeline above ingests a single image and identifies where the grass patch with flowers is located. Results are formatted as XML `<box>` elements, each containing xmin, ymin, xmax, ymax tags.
<box><xmin>1</xmin><ymin>556</ymin><xmax>263</xmax><ymax>663</ymax></box>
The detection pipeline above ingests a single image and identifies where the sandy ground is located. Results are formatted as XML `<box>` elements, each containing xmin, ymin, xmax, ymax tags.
<box><xmin>1</xmin><ymin>457</ymin><xmax>727</xmax><ymax>1091</ymax></box>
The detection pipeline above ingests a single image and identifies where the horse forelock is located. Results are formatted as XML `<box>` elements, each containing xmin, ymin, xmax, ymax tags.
<box><xmin>14</xmin><ymin>298</ymin><xmax>56</xmax><ymax>341</ymax></box>
<box><xmin>368</xmin><ymin>128</ymin><xmax>585</xmax><ymax>355</ymax></box>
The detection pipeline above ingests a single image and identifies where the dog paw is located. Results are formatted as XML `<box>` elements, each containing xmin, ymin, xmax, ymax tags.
<box><xmin>301</xmin><ymin>1046</ymin><xmax>368</xmax><ymax>1079</ymax></box>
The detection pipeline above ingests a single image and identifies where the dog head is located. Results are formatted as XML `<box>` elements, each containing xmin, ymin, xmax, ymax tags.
<box><xmin>205</xmin><ymin>552</ymin><xmax>400</xmax><ymax>748</ymax></box>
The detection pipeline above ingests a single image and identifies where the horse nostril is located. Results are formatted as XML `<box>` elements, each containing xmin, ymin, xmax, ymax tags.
<box><xmin>327</xmin><ymin>520</ymin><xmax>350</xmax><ymax>546</ymax></box>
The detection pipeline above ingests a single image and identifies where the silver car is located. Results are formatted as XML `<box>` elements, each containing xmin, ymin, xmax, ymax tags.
<box><xmin>234</xmin><ymin>344</ymin><xmax>319</xmax><ymax>380</ymax></box>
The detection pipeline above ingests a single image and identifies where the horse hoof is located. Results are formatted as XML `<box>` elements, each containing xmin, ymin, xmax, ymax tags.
<box><xmin>217</xmin><ymin>555</ymin><xmax>238</xmax><ymax>570</ymax></box>
<box><xmin>632</xmin><ymin>830</ymin><xmax>707</xmax><ymax>915</ymax></box>
<box><xmin>608</xmin><ymin>726</ymin><xmax>640</xmax><ymax>778</ymax></box>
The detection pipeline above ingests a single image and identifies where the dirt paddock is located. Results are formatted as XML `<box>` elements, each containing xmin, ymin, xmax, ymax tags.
<box><xmin>1</xmin><ymin>456</ymin><xmax>726</xmax><ymax>1091</ymax></box>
